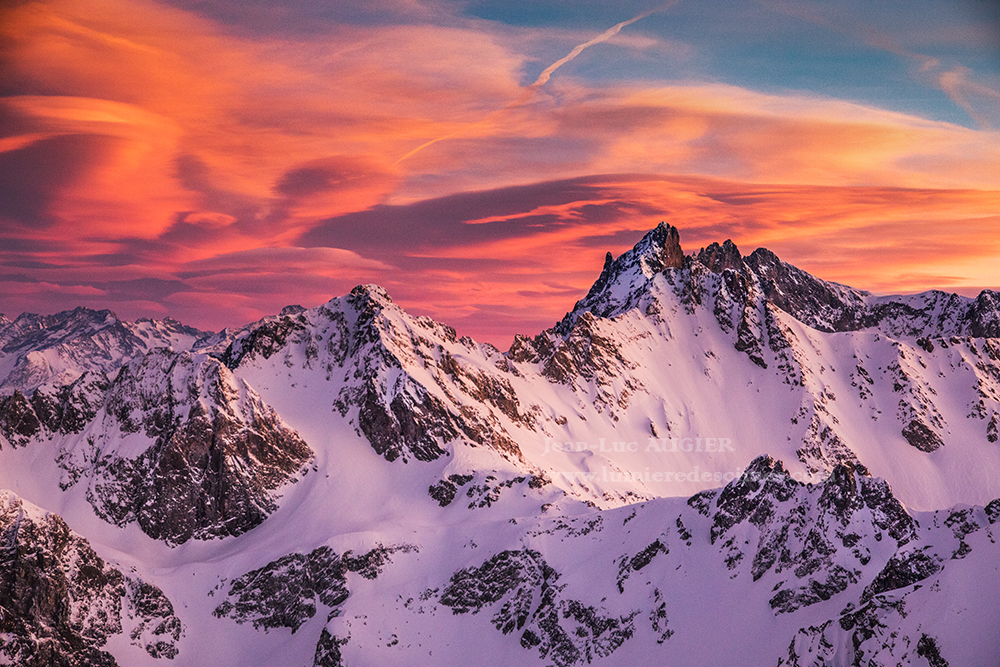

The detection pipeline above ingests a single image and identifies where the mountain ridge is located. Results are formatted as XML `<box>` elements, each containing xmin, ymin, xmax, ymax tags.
<box><xmin>1</xmin><ymin>222</ymin><xmax>999</xmax><ymax>666</ymax></box>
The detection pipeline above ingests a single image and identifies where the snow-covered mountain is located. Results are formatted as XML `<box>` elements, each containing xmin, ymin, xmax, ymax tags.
<box><xmin>1</xmin><ymin>222</ymin><xmax>999</xmax><ymax>666</ymax></box>
<box><xmin>0</xmin><ymin>307</ymin><xmax>215</xmax><ymax>396</ymax></box>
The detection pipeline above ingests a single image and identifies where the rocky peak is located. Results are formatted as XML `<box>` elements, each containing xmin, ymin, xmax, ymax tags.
<box><xmin>743</xmin><ymin>247</ymin><xmax>871</xmax><ymax>333</ymax></box>
<box><xmin>219</xmin><ymin>311</ymin><xmax>309</xmax><ymax>370</ymax></box>
<box><xmin>969</xmin><ymin>289</ymin><xmax>1000</xmax><ymax>337</ymax></box>
<box><xmin>553</xmin><ymin>223</ymin><xmax>686</xmax><ymax>335</ymax></box>
<box><xmin>585</xmin><ymin>221</ymin><xmax>685</xmax><ymax>296</ymax></box>
<box><xmin>696</xmin><ymin>239</ymin><xmax>742</xmax><ymax>273</ymax></box>
<box><xmin>0</xmin><ymin>307</ymin><xmax>213</xmax><ymax>396</ymax></box>
<box><xmin>633</xmin><ymin>221</ymin><xmax>684</xmax><ymax>275</ymax></box>
<box><xmin>133</xmin><ymin>316</ymin><xmax>206</xmax><ymax>338</ymax></box>
<box><xmin>743</xmin><ymin>246</ymin><xmax>1000</xmax><ymax>338</ymax></box>
<box><xmin>711</xmin><ymin>455</ymin><xmax>799</xmax><ymax>541</ymax></box>
<box><xmin>580</xmin><ymin>252</ymin><xmax>616</xmax><ymax>303</ymax></box>
<box><xmin>0</xmin><ymin>370</ymin><xmax>110</xmax><ymax>447</ymax></box>
<box><xmin>324</xmin><ymin>288</ymin><xmax>529</xmax><ymax>464</ymax></box>
<box><xmin>347</xmin><ymin>284</ymin><xmax>394</xmax><ymax>308</ymax></box>
<box><xmin>545</xmin><ymin>222</ymin><xmax>1000</xmax><ymax>367</ymax></box>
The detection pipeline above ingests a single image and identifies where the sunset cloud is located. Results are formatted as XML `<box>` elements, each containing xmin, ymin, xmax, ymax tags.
<box><xmin>180</xmin><ymin>247</ymin><xmax>392</xmax><ymax>276</ymax></box>
<box><xmin>0</xmin><ymin>0</ymin><xmax>997</xmax><ymax>345</ymax></box>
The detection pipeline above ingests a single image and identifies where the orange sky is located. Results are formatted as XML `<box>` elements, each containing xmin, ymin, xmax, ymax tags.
<box><xmin>1</xmin><ymin>0</ymin><xmax>999</xmax><ymax>345</ymax></box>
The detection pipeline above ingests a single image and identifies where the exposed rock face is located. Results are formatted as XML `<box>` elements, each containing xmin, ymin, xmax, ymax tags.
<box><xmin>219</xmin><ymin>312</ymin><xmax>308</xmax><ymax>370</ymax></box>
<box><xmin>694</xmin><ymin>458</ymin><xmax>982</xmax><ymax>667</ymax></box>
<box><xmin>0</xmin><ymin>491</ymin><xmax>183</xmax><ymax>665</ymax></box>
<box><xmin>60</xmin><ymin>349</ymin><xmax>313</xmax><ymax>545</ymax></box>
<box><xmin>706</xmin><ymin>457</ymin><xmax>920</xmax><ymax>615</ymax></box>
<box><xmin>744</xmin><ymin>248</ymin><xmax>871</xmax><ymax>333</ymax></box>
<box><xmin>334</xmin><ymin>285</ymin><xmax>524</xmax><ymax>462</ymax></box>
<box><xmin>697</xmin><ymin>239</ymin><xmax>742</xmax><ymax>273</ymax></box>
<box><xmin>313</xmin><ymin>629</ymin><xmax>349</xmax><ymax>667</ymax></box>
<box><xmin>0</xmin><ymin>371</ymin><xmax>110</xmax><ymax>447</ymax></box>
<box><xmin>0</xmin><ymin>391</ymin><xmax>43</xmax><ymax>448</ymax></box>
<box><xmin>213</xmin><ymin>546</ymin><xmax>350</xmax><ymax>633</ymax></box>
<box><xmin>428</xmin><ymin>473</ymin><xmax>474</xmax><ymax>507</ymax></box>
<box><xmin>639</xmin><ymin>221</ymin><xmax>685</xmax><ymax>272</ymax></box>
<box><xmin>214</xmin><ymin>543</ymin><xmax>415</xmax><ymax>633</ymax></box>
<box><xmin>901</xmin><ymin>418</ymin><xmax>945</xmax><ymax>452</ymax></box>
<box><xmin>509</xmin><ymin>313</ymin><xmax>646</xmax><ymax>424</ymax></box>
<box><xmin>780</xmin><ymin>600</ymin><xmax>951</xmax><ymax>667</ymax></box>
<box><xmin>742</xmin><ymin>247</ymin><xmax>1000</xmax><ymax>338</ymax></box>
<box><xmin>353</xmin><ymin>377</ymin><xmax>452</xmax><ymax>462</ymax></box>
<box><xmin>214</xmin><ymin>543</ymin><xmax>416</xmax><ymax>666</ymax></box>
<box><xmin>968</xmin><ymin>290</ymin><xmax>1000</xmax><ymax>337</ymax></box>
<box><xmin>439</xmin><ymin>549</ymin><xmax>637</xmax><ymax>667</ymax></box>
<box><xmin>553</xmin><ymin>222</ymin><xmax>688</xmax><ymax>335</ymax></box>
<box><xmin>862</xmin><ymin>547</ymin><xmax>941</xmax><ymax>601</ymax></box>
<box><xmin>126</xmin><ymin>580</ymin><xmax>184</xmax><ymax>660</ymax></box>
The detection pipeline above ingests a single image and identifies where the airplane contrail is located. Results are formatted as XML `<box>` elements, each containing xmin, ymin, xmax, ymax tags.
<box><xmin>527</xmin><ymin>1</ymin><xmax>677</xmax><ymax>91</ymax></box>
<box><xmin>396</xmin><ymin>1</ymin><xmax>678</xmax><ymax>164</ymax></box>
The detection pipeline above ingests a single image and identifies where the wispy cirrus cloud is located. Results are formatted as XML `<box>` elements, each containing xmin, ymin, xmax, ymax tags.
<box><xmin>755</xmin><ymin>0</ymin><xmax>1000</xmax><ymax>129</ymax></box>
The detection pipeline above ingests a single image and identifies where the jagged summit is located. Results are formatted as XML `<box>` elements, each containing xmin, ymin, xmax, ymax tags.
<box><xmin>632</xmin><ymin>220</ymin><xmax>685</xmax><ymax>273</ymax></box>
<box><xmin>696</xmin><ymin>239</ymin><xmax>742</xmax><ymax>273</ymax></box>
<box><xmin>554</xmin><ymin>222</ymin><xmax>999</xmax><ymax>341</ymax></box>
<box><xmin>554</xmin><ymin>222</ymin><xmax>688</xmax><ymax>334</ymax></box>
<box><xmin>0</xmin><ymin>306</ymin><xmax>121</xmax><ymax>351</ymax></box>
<box><xmin>576</xmin><ymin>222</ymin><xmax>684</xmax><ymax>306</ymax></box>
<box><xmin>558</xmin><ymin>220</ymin><xmax>867</xmax><ymax>336</ymax></box>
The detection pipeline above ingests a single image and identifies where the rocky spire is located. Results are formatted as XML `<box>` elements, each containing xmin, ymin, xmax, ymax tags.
<box><xmin>635</xmin><ymin>221</ymin><xmax>684</xmax><ymax>274</ymax></box>
<box><xmin>696</xmin><ymin>239</ymin><xmax>742</xmax><ymax>273</ymax></box>
<box><xmin>581</xmin><ymin>252</ymin><xmax>615</xmax><ymax>302</ymax></box>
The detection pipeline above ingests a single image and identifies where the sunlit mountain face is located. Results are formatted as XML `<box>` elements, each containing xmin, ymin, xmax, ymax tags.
<box><xmin>2</xmin><ymin>2</ymin><xmax>1000</xmax><ymax>665</ymax></box>
<box><xmin>1</xmin><ymin>0</ymin><xmax>998</xmax><ymax>346</ymax></box>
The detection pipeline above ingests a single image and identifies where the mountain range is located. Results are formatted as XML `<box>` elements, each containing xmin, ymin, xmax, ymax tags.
<box><xmin>2</xmin><ymin>222</ymin><xmax>999</xmax><ymax>666</ymax></box>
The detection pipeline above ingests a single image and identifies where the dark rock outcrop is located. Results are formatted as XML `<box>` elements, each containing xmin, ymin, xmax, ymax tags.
<box><xmin>0</xmin><ymin>372</ymin><xmax>110</xmax><ymax>448</ymax></box>
<box><xmin>428</xmin><ymin>474</ymin><xmax>474</xmax><ymax>507</ymax></box>
<box><xmin>706</xmin><ymin>457</ymin><xmax>919</xmax><ymax>614</ymax></box>
<box><xmin>440</xmin><ymin>549</ymin><xmax>637</xmax><ymax>667</ymax></box>
<box><xmin>697</xmin><ymin>239</ymin><xmax>742</xmax><ymax>273</ymax></box>
<box><xmin>215</xmin><ymin>542</ymin><xmax>415</xmax><ymax>667</ymax></box>
<box><xmin>220</xmin><ymin>313</ymin><xmax>308</xmax><ymax>370</ymax></box>
<box><xmin>62</xmin><ymin>349</ymin><xmax>313</xmax><ymax>545</ymax></box>
<box><xmin>0</xmin><ymin>491</ymin><xmax>183</xmax><ymax>665</ymax></box>
<box><xmin>901</xmin><ymin>419</ymin><xmax>944</xmax><ymax>452</ymax></box>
